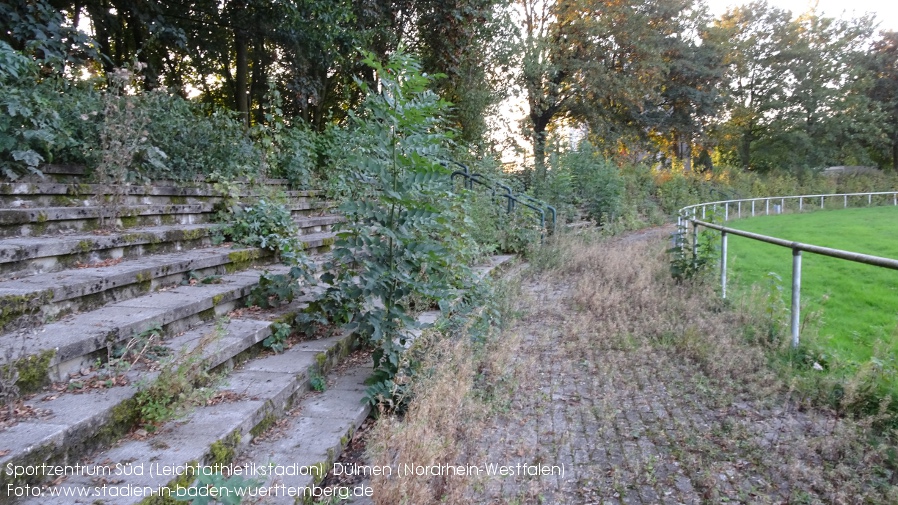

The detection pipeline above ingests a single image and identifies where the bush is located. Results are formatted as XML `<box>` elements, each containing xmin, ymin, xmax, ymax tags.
<box><xmin>142</xmin><ymin>93</ymin><xmax>259</xmax><ymax>182</ymax></box>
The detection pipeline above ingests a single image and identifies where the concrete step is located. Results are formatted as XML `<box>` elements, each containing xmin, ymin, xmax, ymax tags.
<box><xmin>0</xmin><ymin>223</ymin><xmax>337</xmax><ymax>281</ymax></box>
<box><xmin>0</xmin><ymin>224</ymin><xmax>216</xmax><ymax>280</ymax></box>
<box><xmin>0</xmin><ymin>181</ymin><xmax>325</xmax><ymax>208</ymax></box>
<box><xmin>0</xmin><ymin>264</ymin><xmax>293</xmax><ymax>389</ymax></box>
<box><xmin>233</xmin><ymin>363</ymin><xmax>372</xmax><ymax>502</ymax></box>
<box><xmin>0</xmin><ymin>201</ymin><xmax>336</xmax><ymax>238</ymax></box>
<box><xmin>0</xmin><ymin>245</ymin><xmax>273</xmax><ymax>334</ymax></box>
<box><xmin>0</xmin><ymin>204</ymin><xmax>215</xmax><ymax>238</ymax></box>
<box><xmin>10</xmin><ymin>329</ymin><xmax>360</xmax><ymax>504</ymax></box>
<box><xmin>1</xmin><ymin>255</ymin><xmax>516</xmax><ymax>503</ymax></box>
<box><xmin>293</xmin><ymin>214</ymin><xmax>344</xmax><ymax>235</ymax></box>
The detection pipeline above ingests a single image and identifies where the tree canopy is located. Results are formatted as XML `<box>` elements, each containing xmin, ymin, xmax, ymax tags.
<box><xmin>2</xmin><ymin>0</ymin><xmax>897</xmax><ymax>180</ymax></box>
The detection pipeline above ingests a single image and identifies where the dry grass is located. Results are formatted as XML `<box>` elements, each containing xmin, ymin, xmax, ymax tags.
<box><xmin>365</xmin><ymin>229</ymin><xmax>898</xmax><ymax>504</ymax></box>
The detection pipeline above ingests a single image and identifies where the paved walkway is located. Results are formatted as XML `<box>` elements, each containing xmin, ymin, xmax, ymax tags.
<box><xmin>340</xmin><ymin>233</ymin><xmax>894</xmax><ymax>505</ymax></box>
<box><xmin>462</xmin><ymin>236</ymin><xmax>893</xmax><ymax>504</ymax></box>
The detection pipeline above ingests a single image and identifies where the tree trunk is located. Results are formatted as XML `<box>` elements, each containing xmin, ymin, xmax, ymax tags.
<box><xmin>740</xmin><ymin>127</ymin><xmax>752</xmax><ymax>171</ymax></box>
<box><xmin>892</xmin><ymin>136</ymin><xmax>897</xmax><ymax>172</ymax></box>
<box><xmin>680</xmin><ymin>135</ymin><xmax>692</xmax><ymax>173</ymax></box>
<box><xmin>532</xmin><ymin>116</ymin><xmax>548</xmax><ymax>191</ymax></box>
<box><xmin>235</xmin><ymin>30</ymin><xmax>249</xmax><ymax>126</ymax></box>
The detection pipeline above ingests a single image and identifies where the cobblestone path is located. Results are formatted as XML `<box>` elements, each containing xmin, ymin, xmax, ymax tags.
<box><xmin>464</xmin><ymin>236</ymin><xmax>892</xmax><ymax>504</ymax></box>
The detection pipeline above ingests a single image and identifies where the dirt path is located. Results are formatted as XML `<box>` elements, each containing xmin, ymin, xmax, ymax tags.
<box><xmin>354</xmin><ymin>231</ymin><xmax>896</xmax><ymax>505</ymax></box>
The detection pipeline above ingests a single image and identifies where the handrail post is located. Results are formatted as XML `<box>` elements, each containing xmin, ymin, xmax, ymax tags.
<box><xmin>692</xmin><ymin>221</ymin><xmax>699</xmax><ymax>268</ymax></box>
<box><xmin>791</xmin><ymin>248</ymin><xmax>802</xmax><ymax>348</ymax></box>
<box><xmin>751</xmin><ymin>200</ymin><xmax>755</xmax><ymax>217</ymax></box>
<box><xmin>766</xmin><ymin>199</ymin><xmax>769</xmax><ymax>215</ymax></box>
<box><xmin>720</xmin><ymin>230</ymin><xmax>728</xmax><ymax>299</ymax></box>
<box><xmin>725</xmin><ymin>203</ymin><xmax>729</xmax><ymax>221</ymax></box>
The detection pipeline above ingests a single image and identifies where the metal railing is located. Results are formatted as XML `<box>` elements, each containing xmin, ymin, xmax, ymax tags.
<box><xmin>445</xmin><ymin>161</ymin><xmax>557</xmax><ymax>233</ymax></box>
<box><xmin>677</xmin><ymin>190</ymin><xmax>898</xmax><ymax>347</ymax></box>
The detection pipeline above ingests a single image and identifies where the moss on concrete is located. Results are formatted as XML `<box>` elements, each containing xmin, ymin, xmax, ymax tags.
<box><xmin>120</xmin><ymin>215</ymin><xmax>139</xmax><ymax>228</ymax></box>
<box><xmin>8</xmin><ymin>348</ymin><xmax>57</xmax><ymax>394</ymax></box>
<box><xmin>250</xmin><ymin>412</ymin><xmax>278</xmax><ymax>438</ymax></box>
<box><xmin>209</xmin><ymin>431</ymin><xmax>241</xmax><ymax>466</ymax></box>
<box><xmin>94</xmin><ymin>397</ymin><xmax>141</xmax><ymax>443</ymax></box>
<box><xmin>0</xmin><ymin>291</ymin><xmax>49</xmax><ymax>331</ymax></box>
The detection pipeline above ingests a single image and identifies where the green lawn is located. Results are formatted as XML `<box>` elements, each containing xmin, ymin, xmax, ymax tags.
<box><xmin>724</xmin><ymin>206</ymin><xmax>898</xmax><ymax>363</ymax></box>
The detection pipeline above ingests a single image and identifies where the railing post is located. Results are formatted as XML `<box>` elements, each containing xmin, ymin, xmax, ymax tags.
<box><xmin>720</xmin><ymin>230</ymin><xmax>728</xmax><ymax>299</ymax></box>
<box><xmin>738</xmin><ymin>201</ymin><xmax>741</xmax><ymax>218</ymax></box>
<box><xmin>844</xmin><ymin>195</ymin><xmax>847</xmax><ymax>208</ymax></box>
<box><xmin>725</xmin><ymin>203</ymin><xmax>729</xmax><ymax>221</ymax></box>
<box><xmin>820</xmin><ymin>196</ymin><xmax>824</xmax><ymax>209</ymax></box>
<box><xmin>702</xmin><ymin>206</ymin><xmax>706</xmax><ymax>220</ymax></box>
<box><xmin>751</xmin><ymin>200</ymin><xmax>755</xmax><ymax>217</ymax></box>
<box><xmin>799</xmin><ymin>197</ymin><xmax>803</xmax><ymax>211</ymax></box>
<box><xmin>692</xmin><ymin>221</ymin><xmax>699</xmax><ymax>262</ymax></box>
<box><xmin>791</xmin><ymin>248</ymin><xmax>802</xmax><ymax>348</ymax></box>
<box><xmin>766</xmin><ymin>199</ymin><xmax>769</xmax><ymax>215</ymax></box>
<box><xmin>868</xmin><ymin>194</ymin><xmax>872</xmax><ymax>205</ymax></box>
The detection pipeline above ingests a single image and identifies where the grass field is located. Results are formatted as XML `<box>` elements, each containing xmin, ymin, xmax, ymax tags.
<box><xmin>725</xmin><ymin>206</ymin><xmax>898</xmax><ymax>364</ymax></box>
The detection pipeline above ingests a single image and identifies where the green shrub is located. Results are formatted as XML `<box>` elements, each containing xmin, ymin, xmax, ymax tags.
<box><xmin>142</xmin><ymin>93</ymin><xmax>259</xmax><ymax>182</ymax></box>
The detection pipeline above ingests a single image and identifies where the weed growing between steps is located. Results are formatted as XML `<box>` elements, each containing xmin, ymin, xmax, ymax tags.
<box><xmin>295</xmin><ymin>51</ymin><xmax>490</xmax><ymax>411</ymax></box>
<box><xmin>364</xmin><ymin>275</ymin><xmax>520</xmax><ymax>503</ymax></box>
<box><xmin>133</xmin><ymin>320</ymin><xmax>227</xmax><ymax>431</ymax></box>
<box><xmin>213</xmin><ymin>190</ymin><xmax>317</xmax><ymax>311</ymax></box>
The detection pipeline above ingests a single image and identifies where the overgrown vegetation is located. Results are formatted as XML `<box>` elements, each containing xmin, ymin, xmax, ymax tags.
<box><xmin>295</xmin><ymin>52</ymin><xmax>482</xmax><ymax>409</ymax></box>
<box><xmin>133</xmin><ymin>322</ymin><xmax>224</xmax><ymax>431</ymax></box>
<box><xmin>368</xmin><ymin>232</ymin><xmax>898</xmax><ymax>503</ymax></box>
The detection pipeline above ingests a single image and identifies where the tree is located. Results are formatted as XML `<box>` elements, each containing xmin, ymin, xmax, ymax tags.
<box><xmin>869</xmin><ymin>30</ymin><xmax>898</xmax><ymax>170</ymax></box>
<box><xmin>639</xmin><ymin>9</ymin><xmax>726</xmax><ymax>171</ymax></box>
<box><xmin>713</xmin><ymin>1</ymin><xmax>798</xmax><ymax>170</ymax></box>
<box><xmin>714</xmin><ymin>2</ymin><xmax>881</xmax><ymax>172</ymax></box>
<box><xmin>415</xmin><ymin>0</ymin><xmax>509</xmax><ymax>144</ymax></box>
<box><xmin>516</xmin><ymin>0</ymin><xmax>700</xmax><ymax>188</ymax></box>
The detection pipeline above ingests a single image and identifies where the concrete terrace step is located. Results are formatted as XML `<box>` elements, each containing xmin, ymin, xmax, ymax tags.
<box><xmin>0</xmin><ymin>201</ymin><xmax>336</xmax><ymax>238</ymax></box>
<box><xmin>0</xmin><ymin>315</ymin><xmax>323</xmax><ymax>496</ymax></box>
<box><xmin>12</xmin><ymin>331</ymin><xmax>360</xmax><ymax>504</ymax></box>
<box><xmin>0</xmin><ymin>224</ymin><xmax>215</xmax><ymax>280</ymax></box>
<box><xmin>0</xmin><ymin>204</ymin><xmax>215</xmax><ymax>238</ymax></box>
<box><xmin>0</xmin><ymin>264</ymin><xmax>292</xmax><ymax>386</ymax></box>
<box><xmin>3</xmin><ymin>255</ymin><xmax>515</xmax><ymax>504</ymax></box>
<box><xmin>0</xmin><ymin>223</ymin><xmax>337</xmax><ymax>280</ymax></box>
<box><xmin>293</xmin><ymin>214</ymin><xmax>344</xmax><ymax>235</ymax></box>
<box><xmin>233</xmin><ymin>364</ymin><xmax>372</xmax><ymax>502</ymax></box>
<box><xmin>0</xmin><ymin>245</ymin><xmax>273</xmax><ymax>334</ymax></box>
<box><xmin>0</xmin><ymin>183</ymin><xmax>331</xmax><ymax>214</ymax></box>
<box><xmin>0</xmin><ymin>181</ymin><xmax>325</xmax><ymax>208</ymax></box>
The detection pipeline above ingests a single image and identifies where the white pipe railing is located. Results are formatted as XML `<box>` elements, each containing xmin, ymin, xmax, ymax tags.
<box><xmin>677</xmin><ymin>190</ymin><xmax>898</xmax><ymax>347</ymax></box>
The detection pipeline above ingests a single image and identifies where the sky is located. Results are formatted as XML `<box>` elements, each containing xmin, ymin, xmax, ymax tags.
<box><xmin>705</xmin><ymin>0</ymin><xmax>898</xmax><ymax>33</ymax></box>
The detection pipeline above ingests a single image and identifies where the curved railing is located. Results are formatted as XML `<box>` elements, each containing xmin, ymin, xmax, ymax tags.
<box><xmin>676</xmin><ymin>190</ymin><xmax>898</xmax><ymax>347</ymax></box>
<box><xmin>445</xmin><ymin>160</ymin><xmax>557</xmax><ymax>233</ymax></box>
